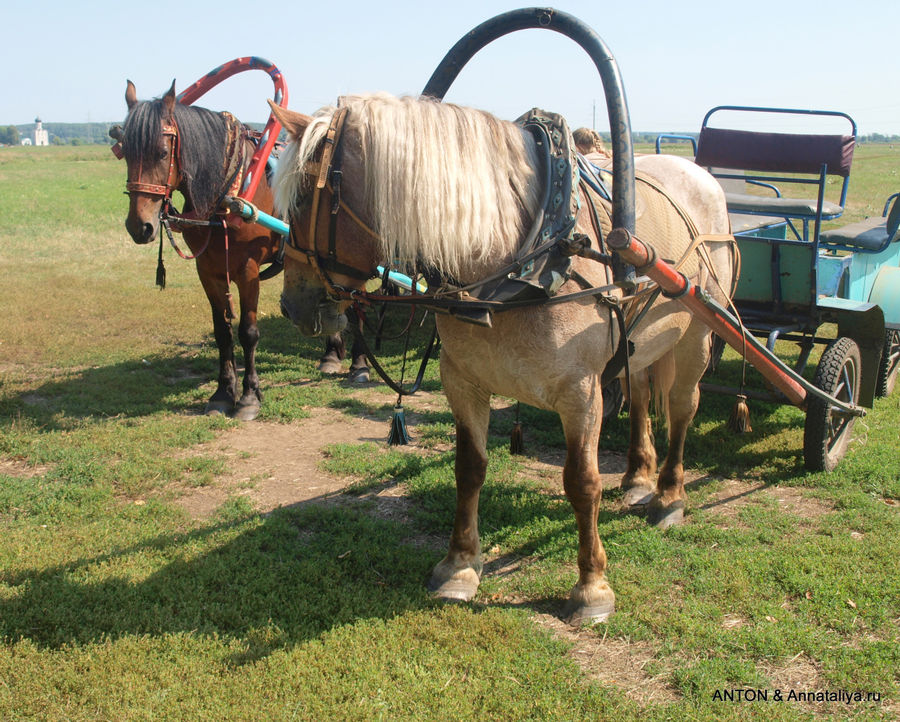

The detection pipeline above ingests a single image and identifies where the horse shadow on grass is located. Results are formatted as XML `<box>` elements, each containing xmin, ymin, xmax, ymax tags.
<box><xmin>0</xmin><ymin>442</ymin><xmax>641</xmax><ymax>659</ymax></box>
<box><xmin>0</xmin><ymin>319</ymin><xmax>349</xmax><ymax>431</ymax></box>
<box><xmin>0</xmin><ymin>498</ymin><xmax>439</xmax><ymax>660</ymax></box>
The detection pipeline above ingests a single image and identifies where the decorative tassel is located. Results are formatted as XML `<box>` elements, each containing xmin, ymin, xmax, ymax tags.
<box><xmin>156</xmin><ymin>234</ymin><xmax>166</xmax><ymax>289</ymax></box>
<box><xmin>727</xmin><ymin>394</ymin><xmax>752</xmax><ymax>433</ymax></box>
<box><xmin>510</xmin><ymin>402</ymin><xmax>524</xmax><ymax>455</ymax></box>
<box><xmin>388</xmin><ymin>404</ymin><xmax>411</xmax><ymax>445</ymax></box>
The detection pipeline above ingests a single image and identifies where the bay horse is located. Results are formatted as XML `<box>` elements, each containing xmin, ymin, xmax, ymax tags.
<box><xmin>270</xmin><ymin>93</ymin><xmax>735</xmax><ymax>623</ymax></box>
<box><xmin>112</xmin><ymin>81</ymin><xmax>368</xmax><ymax>419</ymax></box>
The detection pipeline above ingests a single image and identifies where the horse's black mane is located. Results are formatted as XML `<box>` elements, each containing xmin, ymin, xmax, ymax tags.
<box><xmin>123</xmin><ymin>98</ymin><xmax>230</xmax><ymax>216</ymax></box>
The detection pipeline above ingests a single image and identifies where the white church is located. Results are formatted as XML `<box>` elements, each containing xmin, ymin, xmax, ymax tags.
<box><xmin>21</xmin><ymin>117</ymin><xmax>49</xmax><ymax>146</ymax></box>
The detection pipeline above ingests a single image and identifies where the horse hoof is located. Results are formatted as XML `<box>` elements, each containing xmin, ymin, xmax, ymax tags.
<box><xmin>648</xmin><ymin>500</ymin><xmax>685</xmax><ymax>529</ymax></box>
<box><xmin>561</xmin><ymin>580</ymin><xmax>615</xmax><ymax>626</ymax></box>
<box><xmin>348</xmin><ymin>367</ymin><xmax>370</xmax><ymax>384</ymax></box>
<box><xmin>427</xmin><ymin>567</ymin><xmax>480</xmax><ymax>602</ymax></box>
<box><xmin>622</xmin><ymin>485</ymin><xmax>655</xmax><ymax>506</ymax></box>
<box><xmin>205</xmin><ymin>400</ymin><xmax>233</xmax><ymax>416</ymax></box>
<box><xmin>317</xmin><ymin>359</ymin><xmax>343</xmax><ymax>375</ymax></box>
<box><xmin>563</xmin><ymin>598</ymin><xmax>615</xmax><ymax>626</ymax></box>
<box><xmin>232</xmin><ymin>400</ymin><xmax>260</xmax><ymax>422</ymax></box>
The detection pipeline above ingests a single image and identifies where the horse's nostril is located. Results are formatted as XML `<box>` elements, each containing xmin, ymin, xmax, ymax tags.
<box><xmin>143</xmin><ymin>223</ymin><xmax>155</xmax><ymax>242</ymax></box>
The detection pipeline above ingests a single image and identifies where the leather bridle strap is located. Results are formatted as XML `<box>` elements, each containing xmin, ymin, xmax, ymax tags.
<box><xmin>308</xmin><ymin>107</ymin><xmax>349</xmax><ymax>263</ymax></box>
<box><xmin>283</xmin><ymin>106</ymin><xmax>385</xmax><ymax>294</ymax></box>
<box><xmin>125</xmin><ymin>122</ymin><xmax>180</xmax><ymax>199</ymax></box>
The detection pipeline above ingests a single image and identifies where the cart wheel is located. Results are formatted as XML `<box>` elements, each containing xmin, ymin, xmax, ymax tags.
<box><xmin>803</xmin><ymin>337</ymin><xmax>861</xmax><ymax>472</ymax></box>
<box><xmin>875</xmin><ymin>329</ymin><xmax>900</xmax><ymax>398</ymax></box>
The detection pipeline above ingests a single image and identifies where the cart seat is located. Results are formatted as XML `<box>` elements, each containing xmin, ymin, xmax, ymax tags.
<box><xmin>725</xmin><ymin>193</ymin><xmax>843</xmax><ymax>219</ymax></box>
<box><xmin>694</xmin><ymin>108</ymin><xmax>856</xmax><ymax>242</ymax></box>
<box><xmin>729</xmin><ymin>212</ymin><xmax>787</xmax><ymax>234</ymax></box>
<box><xmin>819</xmin><ymin>193</ymin><xmax>900</xmax><ymax>253</ymax></box>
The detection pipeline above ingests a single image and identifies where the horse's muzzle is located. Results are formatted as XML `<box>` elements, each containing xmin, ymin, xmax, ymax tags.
<box><xmin>126</xmin><ymin>216</ymin><xmax>157</xmax><ymax>245</ymax></box>
<box><xmin>281</xmin><ymin>295</ymin><xmax>347</xmax><ymax>337</ymax></box>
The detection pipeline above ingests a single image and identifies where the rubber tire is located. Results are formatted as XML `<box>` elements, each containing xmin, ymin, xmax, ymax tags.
<box><xmin>803</xmin><ymin>337</ymin><xmax>861</xmax><ymax>472</ymax></box>
<box><xmin>875</xmin><ymin>329</ymin><xmax>900</xmax><ymax>398</ymax></box>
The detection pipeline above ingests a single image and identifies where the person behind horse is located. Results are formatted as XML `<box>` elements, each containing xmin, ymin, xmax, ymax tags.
<box><xmin>573</xmin><ymin>127</ymin><xmax>611</xmax><ymax>164</ymax></box>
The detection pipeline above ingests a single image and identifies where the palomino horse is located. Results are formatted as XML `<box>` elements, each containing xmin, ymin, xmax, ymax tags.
<box><xmin>270</xmin><ymin>93</ymin><xmax>735</xmax><ymax>623</ymax></box>
<box><xmin>112</xmin><ymin>82</ymin><xmax>368</xmax><ymax>419</ymax></box>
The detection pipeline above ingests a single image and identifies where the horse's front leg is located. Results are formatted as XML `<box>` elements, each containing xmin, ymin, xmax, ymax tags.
<box><xmin>561</xmin><ymin>397</ymin><xmax>616</xmax><ymax>625</ymax></box>
<box><xmin>197</xmin><ymin>255</ymin><xmax>238</xmax><ymax>416</ymax></box>
<box><xmin>428</xmin><ymin>357</ymin><xmax>489</xmax><ymax>601</ymax></box>
<box><xmin>318</xmin><ymin>333</ymin><xmax>346</xmax><ymax>375</ymax></box>
<box><xmin>233</xmin><ymin>266</ymin><xmax>262</xmax><ymax>421</ymax></box>
<box><xmin>347</xmin><ymin>313</ymin><xmax>370</xmax><ymax>384</ymax></box>
<box><xmin>620</xmin><ymin>368</ymin><xmax>658</xmax><ymax>507</ymax></box>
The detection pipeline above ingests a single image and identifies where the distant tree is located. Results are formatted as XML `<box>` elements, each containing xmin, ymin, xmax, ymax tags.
<box><xmin>0</xmin><ymin>125</ymin><xmax>19</xmax><ymax>145</ymax></box>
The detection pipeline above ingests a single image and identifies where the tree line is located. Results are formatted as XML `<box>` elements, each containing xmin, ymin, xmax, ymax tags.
<box><xmin>2</xmin><ymin>124</ymin><xmax>897</xmax><ymax>147</ymax></box>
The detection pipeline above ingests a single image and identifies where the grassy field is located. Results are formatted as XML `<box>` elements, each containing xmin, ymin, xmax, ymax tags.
<box><xmin>1</xmin><ymin>143</ymin><xmax>898</xmax><ymax>721</ymax></box>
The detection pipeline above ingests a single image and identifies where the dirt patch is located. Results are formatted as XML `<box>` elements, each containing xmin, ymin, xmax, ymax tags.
<box><xmin>0</xmin><ymin>458</ymin><xmax>50</xmax><ymax>478</ymax></box>
<box><xmin>534</xmin><ymin>613</ymin><xmax>680</xmax><ymax>706</ymax></box>
<box><xmin>174</xmin><ymin>408</ymin><xmax>414</xmax><ymax>518</ymax></box>
<box><xmin>696</xmin><ymin>479</ymin><xmax>833</xmax><ymax>525</ymax></box>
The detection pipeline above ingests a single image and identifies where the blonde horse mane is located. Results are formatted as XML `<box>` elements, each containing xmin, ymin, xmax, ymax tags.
<box><xmin>275</xmin><ymin>92</ymin><xmax>543</xmax><ymax>281</ymax></box>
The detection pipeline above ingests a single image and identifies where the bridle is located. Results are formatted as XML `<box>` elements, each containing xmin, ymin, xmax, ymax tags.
<box><xmin>282</xmin><ymin>107</ymin><xmax>381</xmax><ymax>300</ymax></box>
<box><xmin>113</xmin><ymin>120</ymin><xmax>182</xmax><ymax>203</ymax></box>
<box><xmin>282</xmin><ymin>106</ymin><xmax>634</xmax><ymax>318</ymax></box>
<box><xmin>115</xmin><ymin>112</ymin><xmax>249</xmax><ymax>263</ymax></box>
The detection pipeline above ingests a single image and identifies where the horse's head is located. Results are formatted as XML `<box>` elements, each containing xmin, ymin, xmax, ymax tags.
<box><xmin>114</xmin><ymin>80</ymin><xmax>181</xmax><ymax>244</ymax></box>
<box><xmin>270</xmin><ymin>93</ymin><xmax>542</xmax><ymax>336</ymax></box>
<box><xmin>270</xmin><ymin>102</ymin><xmax>381</xmax><ymax>337</ymax></box>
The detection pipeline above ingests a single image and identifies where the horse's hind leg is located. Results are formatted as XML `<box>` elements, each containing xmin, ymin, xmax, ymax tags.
<box><xmin>233</xmin><ymin>268</ymin><xmax>263</xmax><ymax>421</ymax></box>
<box><xmin>620</xmin><ymin>369</ymin><xmax>657</xmax><ymax>507</ymax></box>
<box><xmin>428</xmin><ymin>356</ymin><xmax>489</xmax><ymax>601</ymax></box>
<box><xmin>648</xmin><ymin>323</ymin><xmax>710</xmax><ymax>528</ymax></box>
<box><xmin>560</xmin><ymin>400</ymin><xmax>616</xmax><ymax>625</ymax></box>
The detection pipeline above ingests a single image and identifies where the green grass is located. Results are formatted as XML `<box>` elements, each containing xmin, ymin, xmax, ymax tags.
<box><xmin>1</xmin><ymin>144</ymin><xmax>898</xmax><ymax>720</ymax></box>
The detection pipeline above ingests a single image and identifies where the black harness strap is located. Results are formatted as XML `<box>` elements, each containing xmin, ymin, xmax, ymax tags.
<box><xmin>352</xmin><ymin>311</ymin><xmax>441</xmax><ymax>397</ymax></box>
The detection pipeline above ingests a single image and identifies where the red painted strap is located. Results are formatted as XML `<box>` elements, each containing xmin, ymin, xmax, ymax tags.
<box><xmin>175</xmin><ymin>57</ymin><xmax>288</xmax><ymax>203</ymax></box>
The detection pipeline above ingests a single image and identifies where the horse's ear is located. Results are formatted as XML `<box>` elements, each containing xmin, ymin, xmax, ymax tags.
<box><xmin>162</xmin><ymin>80</ymin><xmax>176</xmax><ymax>115</ymax></box>
<box><xmin>125</xmin><ymin>80</ymin><xmax>137</xmax><ymax>110</ymax></box>
<box><xmin>268</xmin><ymin>100</ymin><xmax>312</xmax><ymax>140</ymax></box>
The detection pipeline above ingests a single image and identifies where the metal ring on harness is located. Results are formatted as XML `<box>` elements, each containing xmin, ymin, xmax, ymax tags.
<box><xmin>661</xmin><ymin>274</ymin><xmax>692</xmax><ymax>300</ymax></box>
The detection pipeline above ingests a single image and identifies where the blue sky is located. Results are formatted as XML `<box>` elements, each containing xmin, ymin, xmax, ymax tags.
<box><xmin>2</xmin><ymin>0</ymin><xmax>897</xmax><ymax>135</ymax></box>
